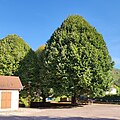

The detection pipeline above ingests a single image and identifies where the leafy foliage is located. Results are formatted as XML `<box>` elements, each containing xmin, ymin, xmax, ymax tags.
<box><xmin>0</xmin><ymin>34</ymin><xmax>38</xmax><ymax>101</ymax></box>
<box><xmin>44</xmin><ymin>15</ymin><xmax>114</xmax><ymax>100</ymax></box>
<box><xmin>36</xmin><ymin>45</ymin><xmax>53</xmax><ymax>102</ymax></box>
<box><xmin>0</xmin><ymin>34</ymin><xmax>29</xmax><ymax>75</ymax></box>
<box><xmin>112</xmin><ymin>68</ymin><xmax>120</xmax><ymax>87</ymax></box>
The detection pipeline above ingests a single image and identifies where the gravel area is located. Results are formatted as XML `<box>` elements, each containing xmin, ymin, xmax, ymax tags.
<box><xmin>0</xmin><ymin>104</ymin><xmax>120</xmax><ymax>120</ymax></box>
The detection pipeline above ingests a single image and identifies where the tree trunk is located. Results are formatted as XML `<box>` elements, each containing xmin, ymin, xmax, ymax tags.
<box><xmin>71</xmin><ymin>94</ymin><xmax>77</xmax><ymax>105</ymax></box>
<box><xmin>41</xmin><ymin>89</ymin><xmax>46</xmax><ymax>103</ymax></box>
<box><xmin>42</xmin><ymin>95</ymin><xmax>46</xmax><ymax>103</ymax></box>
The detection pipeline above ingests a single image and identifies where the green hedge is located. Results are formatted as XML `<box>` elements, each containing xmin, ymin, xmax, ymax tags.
<box><xmin>95</xmin><ymin>95</ymin><xmax>120</xmax><ymax>103</ymax></box>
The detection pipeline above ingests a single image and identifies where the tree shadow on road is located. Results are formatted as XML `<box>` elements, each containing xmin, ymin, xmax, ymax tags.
<box><xmin>0</xmin><ymin>116</ymin><xmax>115</xmax><ymax>120</ymax></box>
<box><xmin>30</xmin><ymin>102</ymin><xmax>85</xmax><ymax>109</ymax></box>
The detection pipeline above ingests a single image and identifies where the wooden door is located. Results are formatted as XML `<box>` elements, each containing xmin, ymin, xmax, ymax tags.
<box><xmin>1</xmin><ymin>92</ymin><xmax>11</xmax><ymax>109</ymax></box>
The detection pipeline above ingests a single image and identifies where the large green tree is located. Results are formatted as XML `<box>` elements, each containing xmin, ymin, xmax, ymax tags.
<box><xmin>44</xmin><ymin>15</ymin><xmax>114</xmax><ymax>104</ymax></box>
<box><xmin>0</xmin><ymin>34</ymin><xmax>38</xmax><ymax>102</ymax></box>
<box><xmin>36</xmin><ymin>45</ymin><xmax>53</xmax><ymax>102</ymax></box>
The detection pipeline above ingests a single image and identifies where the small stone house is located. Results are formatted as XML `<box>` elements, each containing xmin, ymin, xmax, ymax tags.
<box><xmin>0</xmin><ymin>76</ymin><xmax>23</xmax><ymax>110</ymax></box>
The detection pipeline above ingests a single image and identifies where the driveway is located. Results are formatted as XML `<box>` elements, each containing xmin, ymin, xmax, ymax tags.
<box><xmin>0</xmin><ymin>104</ymin><xmax>120</xmax><ymax>120</ymax></box>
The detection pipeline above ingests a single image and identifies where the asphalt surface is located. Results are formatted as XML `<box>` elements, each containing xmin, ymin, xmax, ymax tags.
<box><xmin>0</xmin><ymin>104</ymin><xmax>120</xmax><ymax>120</ymax></box>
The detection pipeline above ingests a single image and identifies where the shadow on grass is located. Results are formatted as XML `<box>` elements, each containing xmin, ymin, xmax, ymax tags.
<box><xmin>0</xmin><ymin>116</ymin><xmax>115</xmax><ymax>120</ymax></box>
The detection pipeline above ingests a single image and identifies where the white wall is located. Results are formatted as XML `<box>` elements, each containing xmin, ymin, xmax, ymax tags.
<box><xmin>0</xmin><ymin>90</ymin><xmax>19</xmax><ymax>110</ymax></box>
<box><xmin>11</xmin><ymin>90</ymin><xmax>19</xmax><ymax>110</ymax></box>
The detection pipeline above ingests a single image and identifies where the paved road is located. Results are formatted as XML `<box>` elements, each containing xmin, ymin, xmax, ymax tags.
<box><xmin>0</xmin><ymin>104</ymin><xmax>120</xmax><ymax>120</ymax></box>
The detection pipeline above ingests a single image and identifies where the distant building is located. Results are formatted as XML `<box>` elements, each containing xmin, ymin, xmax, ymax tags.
<box><xmin>0</xmin><ymin>76</ymin><xmax>23</xmax><ymax>110</ymax></box>
<box><xmin>106</xmin><ymin>86</ymin><xmax>117</xmax><ymax>95</ymax></box>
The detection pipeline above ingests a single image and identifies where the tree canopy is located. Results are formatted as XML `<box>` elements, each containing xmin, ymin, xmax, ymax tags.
<box><xmin>0</xmin><ymin>34</ymin><xmax>30</xmax><ymax>75</ymax></box>
<box><xmin>112</xmin><ymin>68</ymin><xmax>120</xmax><ymax>87</ymax></box>
<box><xmin>0</xmin><ymin>34</ymin><xmax>38</xmax><ymax>99</ymax></box>
<box><xmin>36</xmin><ymin>45</ymin><xmax>53</xmax><ymax>102</ymax></box>
<box><xmin>44</xmin><ymin>15</ymin><xmax>114</xmax><ymax>102</ymax></box>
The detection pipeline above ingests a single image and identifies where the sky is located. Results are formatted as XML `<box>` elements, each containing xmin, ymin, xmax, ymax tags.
<box><xmin>0</xmin><ymin>0</ymin><xmax>120</xmax><ymax>69</ymax></box>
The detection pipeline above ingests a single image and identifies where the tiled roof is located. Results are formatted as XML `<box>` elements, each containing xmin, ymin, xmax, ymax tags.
<box><xmin>0</xmin><ymin>76</ymin><xmax>23</xmax><ymax>90</ymax></box>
